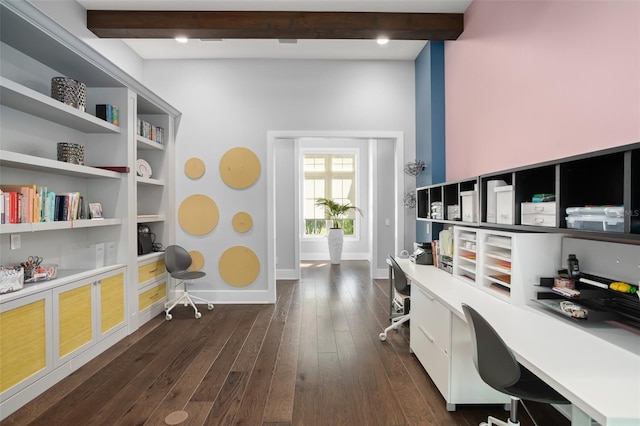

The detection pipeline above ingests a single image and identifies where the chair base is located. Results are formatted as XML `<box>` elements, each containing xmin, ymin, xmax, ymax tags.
<box><xmin>479</xmin><ymin>396</ymin><xmax>521</xmax><ymax>426</ymax></box>
<box><xmin>480</xmin><ymin>417</ymin><xmax>519</xmax><ymax>426</ymax></box>
<box><xmin>379</xmin><ymin>313</ymin><xmax>410</xmax><ymax>341</ymax></box>
<box><xmin>164</xmin><ymin>291</ymin><xmax>214</xmax><ymax>320</ymax></box>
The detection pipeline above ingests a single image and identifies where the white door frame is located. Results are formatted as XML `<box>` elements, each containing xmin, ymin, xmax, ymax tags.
<box><xmin>267</xmin><ymin>131</ymin><xmax>404</xmax><ymax>290</ymax></box>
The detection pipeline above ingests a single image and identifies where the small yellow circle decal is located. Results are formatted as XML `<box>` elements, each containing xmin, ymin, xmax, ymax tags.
<box><xmin>184</xmin><ymin>157</ymin><xmax>206</xmax><ymax>179</ymax></box>
<box><xmin>178</xmin><ymin>194</ymin><xmax>219</xmax><ymax>236</ymax></box>
<box><xmin>219</xmin><ymin>246</ymin><xmax>260</xmax><ymax>287</ymax></box>
<box><xmin>232</xmin><ymin>212</ymin><xmax>253</xmax><ymax>233</ymax></box>
<box><xmin>219</xmin><ymin>147</ymin><xmax>261</xmax><ymax>189</ymax></box>
<box><xmin>188</xmin><ymin>250</ymin><xmax>205</xmax><ymax>270</ymax></box>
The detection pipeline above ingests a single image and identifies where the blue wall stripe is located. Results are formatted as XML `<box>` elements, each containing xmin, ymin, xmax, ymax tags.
<box><xmin>414</xmin><ymin>41</ymin><xmax>446</xmax><ymax>242</ymax></box>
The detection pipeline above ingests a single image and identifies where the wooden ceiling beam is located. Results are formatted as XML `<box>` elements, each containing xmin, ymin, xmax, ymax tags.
<box><xmin>86</xmin><ymin>11</ymin><xmax>463</xmax><ymax>40</ymax></box>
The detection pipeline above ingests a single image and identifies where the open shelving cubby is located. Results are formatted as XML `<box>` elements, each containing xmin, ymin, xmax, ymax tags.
<box><xmin>419</xmin><ymin>142</ymin><xmax>640</xmax><ymax>241</ymax></box>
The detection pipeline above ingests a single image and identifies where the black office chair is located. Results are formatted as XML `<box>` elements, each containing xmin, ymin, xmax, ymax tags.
<box><xmin>461</xmin><ymin>303</ymin><xmax>569</xmax><ymax>426</ymax></box>
<box><xmin>164</xmin><ymin>245</ymin><xmax>214</xmax><ymax>320</ymax></box>
<box><xmin>379</xmin><ymin>255</ymin><xmax>410</xmax><ymax>341</ymax></box>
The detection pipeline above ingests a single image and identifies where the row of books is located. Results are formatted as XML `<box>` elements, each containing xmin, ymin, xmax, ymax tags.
<box><xmin>137</xmin><ymin>118</ymin><xmax>164</xmax><ymax>144</ymax></box>
<box><xmin>96</xmin><ymin>104</ymin><xmax>119</xmax><ymax>126</ymax></box>
<box><xmin>0</xmin><ymin>186</ymin><xmax>84</xmax><ymax>225</ymax></box>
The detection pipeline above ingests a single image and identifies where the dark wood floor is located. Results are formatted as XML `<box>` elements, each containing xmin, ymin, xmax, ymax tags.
<box><xmin>3</xmin><ymin>261</ymin><xmax>570</xmax><ymax>425</ymax></box>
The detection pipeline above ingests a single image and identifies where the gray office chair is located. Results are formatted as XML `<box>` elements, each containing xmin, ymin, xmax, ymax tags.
<box><xmin>379</xmin><ymin>255</ymin><xmax>410</xmax><ymax>341</ymax></box>
<box><xmin>164</xmin><ymin>245</ymin><xmax>214</xmax><ymax>320</ymax></box>
<box><xmin>461</xmin><ymin>303</ymin><xmax>569</xmax><ymax>426</ymax></box>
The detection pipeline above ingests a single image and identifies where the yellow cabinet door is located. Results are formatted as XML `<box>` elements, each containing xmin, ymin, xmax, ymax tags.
<box><xmin>100</xmin><ymin>272</ymin><xmax>125</xmax><ymax>335</ymax></box>
<box><xmin>0</xmin><ymin>295</ymin><xmax>49</xmax><ymax>394</ymax></box>
<box><xmin>139</xmin><ymin>280</ymin><xmax>167</xmax><ymax>312</ymax></box>
<box><xmin>58</xmin><ymin>282</ymin><xmax>93</xmax><ymax>359</ymax></box>
<box><xmin>138</xmin><ymin>259</ymin><xmax>166</xmax><ymax>285</ymax></box>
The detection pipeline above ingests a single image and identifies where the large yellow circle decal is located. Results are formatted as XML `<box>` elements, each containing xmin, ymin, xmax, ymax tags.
<box><xmin>178</xmin><ymin>194</ymin><xmax>219</xmax><ymax>236</ymax></box>
<box><xmin>232</xmin><ymin>212</ymin><xmax>253</xmax><ymax>233</ymax></box>
<box><xmin>185</xmin><ymin>157</ymin><xmax>205</xmax><ymax>179</ymax></box>
<box><xmin>219</xmin><ymin>147</ymin><xmax>261</xmax><ymax>189</ymax></box>
<box><xmin>219</xmin><ymin>246</ymin><xmax>260</xmax><ymax>287</ymax></box>
<box><xmin>188</xmin><ymin>250</ymin><xmax>205</xmax><ymax>270</ymax></box>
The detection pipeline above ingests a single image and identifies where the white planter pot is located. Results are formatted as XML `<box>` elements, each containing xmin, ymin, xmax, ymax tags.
<box><xmin>327</xmin><ymin>228</ymin><xmax>344</xmax><ymax>264</ymax></box>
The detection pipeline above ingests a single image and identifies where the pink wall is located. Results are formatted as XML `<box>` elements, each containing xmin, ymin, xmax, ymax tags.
<box><xmin>444</xmin><ymin>0</ymin><xmax>640</xmax><ymax>180</ymax></box>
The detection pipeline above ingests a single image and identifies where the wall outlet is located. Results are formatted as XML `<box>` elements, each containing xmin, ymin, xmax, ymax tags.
<box><xmin>10</xmin><ymin>234</ymin><xmax>21</xmax><ymax>250</ymax></box>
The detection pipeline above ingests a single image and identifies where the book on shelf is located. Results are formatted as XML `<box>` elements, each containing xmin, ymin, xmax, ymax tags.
<box><xmin>94</xmin><ymin>166</ymin><xmax>130</xmax><ymax>173</ymax></box>
<box><xmin>0</xmin><ymin>186</ymin><xmax>82</xmax><ymax>224</ymax></box>
<box><xmin>96</xmin><ymin>104</ymin><xmax>119</xmax><ymax>126</ymax></box>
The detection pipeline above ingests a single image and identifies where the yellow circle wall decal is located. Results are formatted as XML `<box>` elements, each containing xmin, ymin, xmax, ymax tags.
<box><xmin>219</xmin><ymin>246</ymin><xmax>260</xmax><ymax>287</ymax></box>
<box><xmin>219</xmin><ymin>147</ymin><xmax>261</xmax><ymax>189</ymax></box>
<box><xmin>184</xmin><ymin>157</ymin><xmax>205</xmax><ymax>179</ymax></box>
<box><xmin>232</xmin><ymin>212</ymin><xmax>253</xmax><ymax>233</ymax></box>
<box><xmin>178</xmin><ymin>194</ymin><xmax>219</xmax><ymax>236</ymax></box>
<box><xmin>188</xmin><ymin>250</ymin><xmax>205</xmax><ymax>271</ymax></box>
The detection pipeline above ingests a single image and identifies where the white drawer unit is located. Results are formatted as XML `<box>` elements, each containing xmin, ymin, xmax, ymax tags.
<box><xmin>410</xmin><ymin>283</ymin><xmax>506</xmax><ymax>411</ymax></box>
<box><xmin>521</xmin><ymin>202</ymin><xmax>557</xmax><ymax>227</ymax></box>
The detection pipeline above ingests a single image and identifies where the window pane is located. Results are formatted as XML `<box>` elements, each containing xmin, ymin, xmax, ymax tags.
<box><xmin>303</xmin><ymin>152</ymin><xmax>357</xmax><ymax>237</ymax></box>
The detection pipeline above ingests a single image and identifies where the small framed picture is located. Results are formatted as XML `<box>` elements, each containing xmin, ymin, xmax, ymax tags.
<box><xmin>89</xmin><ymin>202</ymin><xmax>103</xmax><ymax>219</ymax></box>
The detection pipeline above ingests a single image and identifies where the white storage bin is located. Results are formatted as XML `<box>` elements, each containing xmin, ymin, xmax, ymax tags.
<box><xmin>486</xmin><ymin>180</ymin><xmax>507</xmax><ymax>223</ymax></box>
<box><xmin>460</xmin><ymin>190</ymin><xmax>477</xmax><ymax>222</ymax></box>
<box><xmin>565</xmin><ymin>206</ymin><xmax>624</xmax><ymax>218</ymax></box>
<box><xmin>447</xmin><ymin>204</ymin><xmax>460</xmax><ymax>221</ymax></box>
<box><xmin>60</xmin><ymin>243</ymin><xmax>105</xmax><ymax>269</ymax></box>
<box><xmin>521</xmin><ymin>202</ymin><xmax>556</xmax><ymax>227</ymax></box>
<box><xmin>566</xmin><ymin>215</ymin><xmax>624</xmax><ymax>232</ymax></box>
<box><xmin>495</xmin><ymin>185</ymin><xmax>513</xmax><ymax>224</ymax></box>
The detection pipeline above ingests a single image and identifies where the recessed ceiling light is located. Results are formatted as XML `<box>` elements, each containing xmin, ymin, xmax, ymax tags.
<box><xmin>377</xmin><ymin>36</ymin><xmax>390</xmax><ymax>45</ymax></box>
<box><xmin>175</xmin><ymin>37</ymin><xmax>188</xmax><ymax>43</ymax></box>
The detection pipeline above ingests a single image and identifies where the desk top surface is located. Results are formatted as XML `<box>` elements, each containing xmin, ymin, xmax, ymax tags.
<box><xmin>396</xmin><ymin>259</ymin><xmax>640</xmax><ymax>426</ymax></box>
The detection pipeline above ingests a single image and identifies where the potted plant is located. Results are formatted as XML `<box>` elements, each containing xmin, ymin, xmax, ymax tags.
<box><xmin>315</xmin><ymin>197</ymin><xmax>363</xmax><ymax>264</ymax></box>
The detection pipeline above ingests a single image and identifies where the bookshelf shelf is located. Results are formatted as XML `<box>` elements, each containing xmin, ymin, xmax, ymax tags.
<box><xmin>0</xmin><ymin>77</ymin><xmax>120</xmax><ymax>134</ymax></box>
<box><xmin>0</xmin><ymin>218</ymin><xmax>121</xmax><ymax>234</ymax></box>
<box><xmin>136</xmin><ymin>177</ymin><xmax>165</xmax><ymax>186</ymax></box>
<box><xmin>136</xmin><ymin>135</ymin><xmax>165</xmax><ymax>151</ymax></box>
<box><xmin>0</xmin><ymin>150</ymin><xmax>121</xmax><ymax>179</ymax></box>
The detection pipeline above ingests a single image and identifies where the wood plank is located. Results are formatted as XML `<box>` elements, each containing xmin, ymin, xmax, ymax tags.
<box><xmin>262</xmin><ymin>281</ymin><xmax>303</xmax><ymax>423</ymax></box>
<box><xmin>87</xmin><ymin>11</ymin><xmax>464</xmax><ymax>40</ymax></box>
<box><xmin>202</xmin><ymin>304</ymin><xmax>276</xmax><ymax>424</ymax></box>
<box><xmin>104</xmin><ymin>306</ymin><xmax>239</xmax><ymax>425</ymax></box>
<box><xmin>233</xmin><ymin>281</ymin><xmax>296</xmax><ymax>424</ymax></box>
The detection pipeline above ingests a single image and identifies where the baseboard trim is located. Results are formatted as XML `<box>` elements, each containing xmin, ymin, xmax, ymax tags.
<box><xmin>276</xmin><ymin>269</ymin><xmax>299</xmax><ymax>280</ymax></box>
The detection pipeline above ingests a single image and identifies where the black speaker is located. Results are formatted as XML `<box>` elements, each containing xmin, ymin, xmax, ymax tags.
<box><xmin>138</xmin><ymin>224</ymin><xmax>153</xmax><ymax>255</ymax></box>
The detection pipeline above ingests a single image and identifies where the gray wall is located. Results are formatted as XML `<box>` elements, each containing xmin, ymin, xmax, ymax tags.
<box><xmin>141</xmin><ymin>59</ymin><xmax>415</xmax><ymax>302</ymax></box>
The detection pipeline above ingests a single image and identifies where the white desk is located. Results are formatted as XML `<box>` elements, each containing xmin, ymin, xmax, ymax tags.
<box><xmin>397</xmin><ymin>259</ymin><xmax>640</xmax><ymax>426</ymax></box>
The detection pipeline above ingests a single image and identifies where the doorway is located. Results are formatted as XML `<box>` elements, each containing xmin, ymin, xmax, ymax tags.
<box><xmin>267</xmin><ymin>131</ymin><xmax>404</xmax><ymax>289</ymax></box>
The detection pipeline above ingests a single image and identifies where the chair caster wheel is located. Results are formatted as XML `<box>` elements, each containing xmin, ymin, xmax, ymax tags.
<box><xmin>165</xmin><ymin>313</ymin><xmax>172</xmax><ymax>321</ymax></box>
<box><xmin>195</xmin><ymin>312</ymin><xmax>202</xmax><ymax>319</ymax></box>
<box><xmin>207</xmin><ymin>303</ymin><xmax>214</xmax><ymax>310</ymax></box>
<box><xmin>379</xmin><ymin>333</ymin><xmax>387</xmax><ymax>341</ymax></box>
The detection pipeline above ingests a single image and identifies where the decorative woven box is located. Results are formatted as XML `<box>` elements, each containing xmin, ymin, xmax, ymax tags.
<box><xmin>57</xmin><ymin>142</ymin><xmax>85</xmax><ymax>165</ymax></box>
<box><xmin>51</xmin><ymin>77</ymin><xmax>87</xmax><ymax>111</ymax></box>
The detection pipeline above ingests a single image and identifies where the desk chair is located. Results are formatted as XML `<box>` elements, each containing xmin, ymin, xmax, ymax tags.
<box><xmin>164</xmin><ymin>245</ymin><xmax>214</xmax><ymax>320</ymax></box>
<box><xmin>461</xmin><ymin>303</ymin><xmax>569</xmax><ymax>426</ymax></box>
<box><xmin>379</xmin><ymin>256</ymin><xmax>410</xmax><ymax>341</ymax></box>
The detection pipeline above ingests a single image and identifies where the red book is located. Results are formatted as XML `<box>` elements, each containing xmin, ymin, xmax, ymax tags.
<box><xmin>94</xmin><ymin>166</ymin><xmax>130</xmax><ymax>173</ymax></box>
<box><xmin>9</xmin><ymin>192</ymin><xmax>18</xmax><ymax>224</ymax></box>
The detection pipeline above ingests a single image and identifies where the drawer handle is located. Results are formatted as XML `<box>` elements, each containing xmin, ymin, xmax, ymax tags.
<box><xmin>534</xmin><ymin>206</ymin><xmax>544</xmax><ymax>212</ymax></box>
<box><xmin>148</xmin><ymin>268</ymin><xmax>157</xmax><ymax>273</ymax></box>
<box><xmin>419</xmin><ymin>325</ymin><xmax>434</xmax><ymax>342</ymax></box>
<box><xmin>535</xmin><ymin>217</ymin><xmax>544</xmax><ymax>224</ymax></box>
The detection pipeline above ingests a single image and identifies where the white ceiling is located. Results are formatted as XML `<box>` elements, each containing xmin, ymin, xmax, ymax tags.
<box><xmin>77</xmin><ymin>0</ymin><xmax>472</xmax><ymax>60</ymax></box>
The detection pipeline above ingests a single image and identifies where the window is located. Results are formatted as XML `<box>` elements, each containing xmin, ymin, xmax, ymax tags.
<box><xmin>303</xmin><ymin>152</ymin><xmax>358</xmax><ymax>237</ymax></box>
